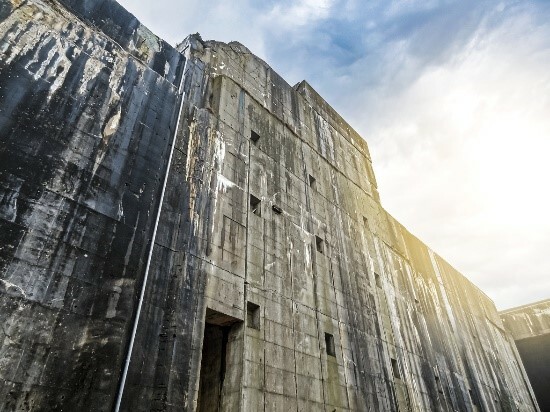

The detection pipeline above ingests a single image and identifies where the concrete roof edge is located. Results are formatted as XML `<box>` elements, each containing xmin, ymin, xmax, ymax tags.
<box><xmin>500</xmin><ymin>298</ymin><xmax>550</xmax><ymax>314</ymax></box>
<box><xmin>294</xmin><ymin>80</ymin><xmax>371</xmax><ymax>158</ymax></box>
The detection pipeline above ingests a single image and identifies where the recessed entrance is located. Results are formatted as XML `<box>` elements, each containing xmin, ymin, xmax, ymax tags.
<box><xmin>197</xmin><ymin>308</ymin><xmax>242</xmax><ymax>412</ymax></box>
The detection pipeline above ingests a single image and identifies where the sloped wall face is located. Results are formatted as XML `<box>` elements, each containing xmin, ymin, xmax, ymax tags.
<box><xmin>0</xmin><ymin>0</ymin><xmax>184</xmax><ymax>409</ymax></box>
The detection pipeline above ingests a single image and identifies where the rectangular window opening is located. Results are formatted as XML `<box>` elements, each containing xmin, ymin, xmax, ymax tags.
<box><xmin>308</xmin><ymin>174</ymin><xmax>316</xmax><ymax>189</ymax></box>
<box><xmin>250</xmin><ymin>130</ymin><xmax>260</xmax><ymax>145</ymax></box>
<box><xmin>325</xmin><ymin>333</ymin><xmax>336</xmax><ymax>357</ymax></box>
<box><xmin>363</xmin><ymin>216</ymin><xmax>369</xmax><ymax>229</ymax></box>
<box><xmin>250</xmin><ymin>194</ymin><xmax>261</xmax><ymax>216</ymax></box>
<box><xmin>272</xmin><ymin>204</ymin><xmax>282</xmax><ymax>215</ymax></box>
<box><xmin>391</xmin><ymin>358</ymin><xmax>401</xmax><ymax>379</ymax></box>
<box><xmin>246</xmin><ymin>301</ymin><xmax>260</xmax><ymax>330</ymax></box>
<box><xmin>315</xmin><ymin>235</ymin><xmax>324</xmax><ymax>254</ymax></box>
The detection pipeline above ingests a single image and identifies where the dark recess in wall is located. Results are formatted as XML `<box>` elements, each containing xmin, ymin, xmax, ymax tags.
<box><xmin>515</xmin><ymin>334</ymin><xmax>550</xmax><ymax>410</ymax></box>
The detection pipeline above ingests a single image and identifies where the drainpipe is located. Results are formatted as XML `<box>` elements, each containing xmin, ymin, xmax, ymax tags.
<box><xmin>114</xmin><ymin>59</ymin><xmax>188</xmax><ymax>412</ymax></box>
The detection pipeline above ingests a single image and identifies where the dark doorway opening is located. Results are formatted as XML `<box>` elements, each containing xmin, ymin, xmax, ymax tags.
<box><xmin>197</xmin><ymin>308</ymin><xmax>242</xmax><ymax>412</ymax></box>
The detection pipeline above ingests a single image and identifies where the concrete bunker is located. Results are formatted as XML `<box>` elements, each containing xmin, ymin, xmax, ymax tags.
<box><xmin>0</xmin><ymin>1</ymin><xmax>540</xmax><ymax>408</ymax></box>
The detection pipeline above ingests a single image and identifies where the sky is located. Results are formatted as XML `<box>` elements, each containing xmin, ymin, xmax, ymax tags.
<box><xmin>117</xmin><ymin>0</ymin><xmax>550</xmax><ymax>310</ymax></box>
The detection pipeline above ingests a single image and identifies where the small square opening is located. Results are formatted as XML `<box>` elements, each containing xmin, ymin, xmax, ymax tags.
<box><xmin>250</xmin><ymin>130</ymin><xmax>260</xmax><ymax>145</ymax></box>
<box><xmin>272</xmin><ymin>205</ymin><xmax>282</xmax><ymax>215</ymax></box>
<box><xmin>391</xmin><ymin>358</ymin><xmax>401</xmax><ymax>379</ymax></box>
<box><xmin>250</xmin><ymin>194</ymin><xmax>261</xmax><ymax>216</ymax></box>
<box><xmin>315</xmin><ymin>235</ymin><xmax>324</xmax><ymax>254</ymax></box>
<box><xmin>325</xmin><ymin>333</ymin><xmax>336</xmax><ymax>357</ymax></box>
<box><xmin>308</xmin><ymin>174</ymin><xmax>316</xmax><ymax>189</ymax></box>
<box><xmin>247</xmin><ymin>301</ymin><xmax>260</xmax><ymax>330</ymax></box>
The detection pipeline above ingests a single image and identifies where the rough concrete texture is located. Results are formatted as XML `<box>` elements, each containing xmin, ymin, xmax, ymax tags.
<box><xmin>0</xmin><ymin>1</ymin><xmax>540</xmax><ymax>411</ymax></box>
<box><xmin>501</xmin><ymin>300</ymin><xmax>550</xmax><ymax>411</ymax></box>
<box><xmin>0</xmin><ymin>0</ymin><xmax>184</xmax><ymax>409</ymax></box>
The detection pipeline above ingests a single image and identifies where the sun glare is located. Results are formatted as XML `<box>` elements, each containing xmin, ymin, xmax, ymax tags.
<box><xmin>470</xmin><ymin>110</ymin><xmax>550</xmax><ymax>228</ymax></box>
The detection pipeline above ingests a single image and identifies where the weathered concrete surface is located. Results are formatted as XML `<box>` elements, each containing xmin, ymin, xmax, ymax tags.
<box><xmin>501</xmin><ymin>300</ymin><xmax>550</xmax><ymax>411</ymax></box>
<box><xmin>0</xmin><ymin>0</ymin><xmax>184</xmax><ymax>409</ymax></box>
<box><xmin>0</xmin><ymin>1</ymin><xmax>540</xmax><ymax>411</ymax></box>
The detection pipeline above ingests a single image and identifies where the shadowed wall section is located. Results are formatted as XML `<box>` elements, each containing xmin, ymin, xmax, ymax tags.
<box><xmin>501</xmin><ymin>300</ymin><xmax>550</xmax><ymax>411</ymax></box>
<box><xmin>0</xmin><ymin>0</ymin><xmax>184</xmax><ymax>409</ymax></box>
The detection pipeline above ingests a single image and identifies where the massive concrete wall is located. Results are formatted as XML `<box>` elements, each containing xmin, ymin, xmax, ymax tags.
<box><xmin>173</xmin><ymin>39</ymin><xmax>538</xmax><ymax>412</ymax></box>
<box><xmin>0</xmin><ymin>0</ymin><xmax>185</xmax><ymax>409</ymax></box>
<box><xmin>0</xmin><ymin>1</ymin><xmax>540</xmax><ymax>411</ymax></box>
<box><xmin>501</xmin><ymin>300</ymin><xmax>550</xmax><ymax>411</ymax></box>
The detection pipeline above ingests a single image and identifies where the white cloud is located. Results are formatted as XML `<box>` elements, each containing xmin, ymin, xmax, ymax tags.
<box><xmin>359</xmin><ymin>5</ymin><xmax>550</xmax><ymax>309</ymax></box>
<box><xmin>266</xmin><ymin>0</ymin><xmax>334</xmax><ymax>28</ymax></box>
<box><xmin>385</xmin><ymin>0</ymin><xmax>441</xmax><ymax>18</ymax></box>
<box><xmin>117</xmin><ymin>0</ymin><xmax>268</xmax><ymax>57</ymax></box>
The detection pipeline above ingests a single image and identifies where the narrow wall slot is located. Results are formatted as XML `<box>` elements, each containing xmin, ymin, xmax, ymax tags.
<box><xmin>250</xmin><ymin>194</ymin><xmax>261</xmax><ymax>216</ymax></box>
<box><xmin>315</xmin><ymin>235</ymin><xmax>324</xmax><ymax>254</ymax></box>
<box><xmin>391</xmin><ymin>358</ymin><xmax>401</xmax><ymax>379</ymax></box>
<box><xmin>272</xmin><ymin>205</ymin><xmax>282</xmax><ymax>215</ymax></box>
<box><xmin>247</xmin><ymin>301</ymin><xmax>260</xmax><ymax>330</ymax></box>
<box><xmin>250</xmin><ymin>130</ymin><xmax>260</xmax><ymax>145</ymax></box>
<box><xmin>325</xmin><ymin>333</ymin><xmax>336</xmax><ymax>357</ymax></box>
<box><xmin>308</xmin><ymin>174</ymin><xmax>316</xmax><ymax>189</ymax></box>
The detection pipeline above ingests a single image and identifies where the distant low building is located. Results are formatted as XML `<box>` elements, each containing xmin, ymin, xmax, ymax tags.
<box><xmin>501</xmin><ymin>299</ymin><xmax>550</xmax><ymax>411</ymax></box>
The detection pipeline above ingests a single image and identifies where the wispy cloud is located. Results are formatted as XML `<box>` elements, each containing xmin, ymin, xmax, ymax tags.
<box><xmin>266</xmin><ymin>0</ymin><xmax>335</xmax><ymax>28</ymax></box>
